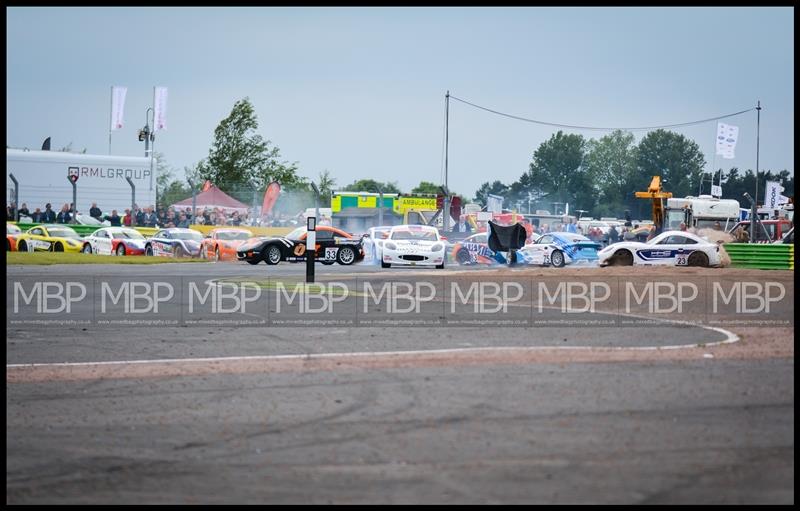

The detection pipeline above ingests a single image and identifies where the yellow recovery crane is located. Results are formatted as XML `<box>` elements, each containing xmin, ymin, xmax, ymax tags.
<box><xmin>635</xmin><ymin>176</ymin><xmax>672</xmax><ymax>229</ymax></box>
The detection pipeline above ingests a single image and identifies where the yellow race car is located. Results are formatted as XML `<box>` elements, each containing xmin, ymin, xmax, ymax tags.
<box><xmin>15</xmin><ymin>224</ymin><xmax>85</xmax><ymax>253</ymax></box>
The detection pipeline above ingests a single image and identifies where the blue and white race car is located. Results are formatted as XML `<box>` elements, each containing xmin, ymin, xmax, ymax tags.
<box><xmin>516</xmin><ymin>232</ymin><xmax>601</xmax><ymax>267</ymax></box>
<box><xmin>144</xmin><ymin>228</ymin><xmax>204</xmax><ymax>258</ymax></box>
<box><xmin>598</xmin><ymin>230</ymin><xmax>721</xmax><ymax>267</ymax></box>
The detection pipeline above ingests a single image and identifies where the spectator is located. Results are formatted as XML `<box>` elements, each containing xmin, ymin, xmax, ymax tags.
<box><xmin>105</xmin><ymin>210</ymin><xmax>122</xmax><ymax>226</ymax></box>
<box><xmin>565</xmin><ymin>218</ymin><xmax>577</xmax><ymax>233</ymax></box>
<box><xmin>177</xmin><ymin>213</ymin><xmax>190</xmax><ymax>228</ymax></box>
<box><xmin>231</xmin><ymin>211</ymin><xmax>241</xmax><ymax>226</ymax></box>
<box><xmin>30</xmin><ymin>208</ymin><xmax>43</xmax><ymax>223</ymax></box>
<box><xmin>123</xmin><ymin>209</ymin><xmax>133</xmax><ymax>226</ymax></box>
<box><xmin>608</xmin><ymin>224</ymin><xmax>620</xmax><ymax>244</ymax></box>
<box><xmin>42</xmin><ymin>203</ymin><xmax>56</xmax><ymax>223</ymax></box>
<box><xmin>135</xmin><ymin>207</ymin><xmax>145</xmax><ymax>226</ymax></box>
<box><xmin>143</xmin><ymin>207</ymin><xmax>158</xmax><ymax>227</ymax></box>
<box><xmin>713</xmin><ymin>221</ymin><xmax>722</xmax><ymax>231</ymax></box>
<box><xmin>89</xmin><ymin>202</ymin><xmax>102</xmax><ymax>220</ymax></box>
<box><xmin>7</xmin><ymin>202</ymin><xmax>16</xmax><ymax>220</ymax></box>
<box><xmin>734</xmin><ymin>225</ymin><xmax>750</xmax><ymax>243</ymax></box>
<box><xmin>56</xmin><ymin>204</ymin><xmax>72</xmax><ymax>224</ymax></box>
<box><xmin>679</xmin><ymin>222</ymin><xmax>688</xmax><ymax>232</ymax></box>
<box><xmin>18</xmin><ymin>203</ymin><xmax>30</xmax><ymax>218</ymax></box>
<box><xmin>623</xmin><ymin>227</ymin><xmax>636</xmax><ymax>241</ymax></box>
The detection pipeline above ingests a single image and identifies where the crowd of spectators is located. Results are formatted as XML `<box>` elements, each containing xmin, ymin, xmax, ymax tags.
<box><xmin>6</xmin><ymin>200</ymin><xmax>314</xmax><ymax>229</ymax></box>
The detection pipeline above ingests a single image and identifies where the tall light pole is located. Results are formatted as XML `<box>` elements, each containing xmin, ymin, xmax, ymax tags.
<box><xmin>138</xmin><ymin>107</ymin><xmax>156</xmax><ymax>207</ymax></box>
<box><xmin>755</xmin><ymin>100</ymin><xmax>761</xmax><ymax>214</ymax></box>
<box><xmin>443</xmin><ymin>90</ymin><xmax>450</xmax><ymax>232</ymax></box>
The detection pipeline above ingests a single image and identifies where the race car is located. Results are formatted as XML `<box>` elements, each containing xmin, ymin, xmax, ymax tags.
<box><xmin>236</xmin><ymin>225</ymin><xmax>364</xmax><ymax>266</ymax></box>
<box><xmin>200</xmin><ymin>228</ymin><xmax>253</xmax><ymax>261</ymax></box>
<box><xmin>381</xmin><ymin>224</ymin><xmax>446</xmax><ymax>269</ymax></box>
<box><xmin>14</xmin><ymin>224</ymin><xmax>84</xmax><ymax>253</ymax></box>
<box><xmin>7</xmin><ymin>223</ymin><xmax>21</xmax><ymax>251</ymax></box>
<box><xmin>81</xmin><ymin>227</ymin><xmax>147</xmax><ymax>256</ymax></box>
<box><xmin>450</xmin><ymin>231</ymin><xmax>508</xmax><ymax>265</ymax></box>
<box><xmin>516</xmin><ymin>232</ymin><xmax>601</xmax><ymax>267</ymax></box>
<box><xmin>362</xmin><ymin>226</ymin><xmax>392</xmax><ymax>264</ymax></box>
<box><xmin>598</xmin><ymin>230</ymin><xmax>721</xmax><ymax>267</ymax></box>
<box><xmin>144</xmin><ymin>228</ymin><xmax>204</xmax><ymax>258</ymax></box>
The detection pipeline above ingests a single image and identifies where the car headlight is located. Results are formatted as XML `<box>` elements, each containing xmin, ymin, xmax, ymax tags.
<box><xmin>430</xmin><ymin>243</ymin><xmax>443</xmax><ymax>252</ymax></box>
<box><xmin>385</xmin><ymin>242</ymin><xmax>397</xmax><ymax>250</ymax></box>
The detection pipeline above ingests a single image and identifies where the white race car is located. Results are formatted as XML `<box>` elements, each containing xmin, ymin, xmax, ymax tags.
<box><xmin>598</xmin><ymin>230</ymin><xmax>721</xmax><ymax>267</ymax></box>
<box><xmin>362</xmin><ymin>225</ymin><xmax>393</xmax><ymax>264</ymax></box>
<box><xmin>81</xmin><ymin>227</ymin><xmax>148</xmax><ymax>256</ymax></box>
<box><xmin>381</xmin><ymin>224</ymin><xmax>446</xmax><ymax>269</ymax></box>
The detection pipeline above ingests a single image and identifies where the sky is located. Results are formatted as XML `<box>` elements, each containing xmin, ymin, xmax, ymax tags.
<box><xmin>6</xmin><ymin>6</ymin><xmax>795</xmax><ymax>199</ymax></box>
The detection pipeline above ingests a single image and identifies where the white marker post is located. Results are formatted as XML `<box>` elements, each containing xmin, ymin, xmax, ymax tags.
<box><xmin>306</xmin><ymin>216</ymin><xmax>316</xmax><ymax>283</ymax></box>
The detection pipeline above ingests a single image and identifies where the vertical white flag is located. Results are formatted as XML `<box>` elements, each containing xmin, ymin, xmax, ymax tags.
<box><xmin>716</xmin><ymin>122</ymin><xmax>738</xmax><ymax>159</ymax></box>
<box><xmin>153</xmin><ymin>86</ymin><xmax>168</xmax><ymax>132</ymax></box>
<box><xmin>764</xmin><ymin>181</ymin><xmax>785</xmax><ymax>209</ymax></box>
<box><xmin>110</xmin><ymin>86</ymin><xmax>127</xmax><ymax>131</ymax></box>
<box><xmin>487</xmin><ymin>194</ymin><xmax>504</xmax><ymax>213</ymax></box>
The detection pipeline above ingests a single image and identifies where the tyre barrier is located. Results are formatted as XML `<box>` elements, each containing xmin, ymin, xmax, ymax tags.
<box><xmin>723</xmin><ymin>243</ymin><xmax>794</xmax><ymax>270</ymax></box>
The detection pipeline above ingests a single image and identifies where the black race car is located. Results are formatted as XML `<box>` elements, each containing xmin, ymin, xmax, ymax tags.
<box><xmin>236</xmin><ymin>225</ymin><xmax>364</xmax><ymax>265</ymax></box>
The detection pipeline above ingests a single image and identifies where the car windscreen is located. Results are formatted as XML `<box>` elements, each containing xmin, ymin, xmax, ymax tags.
<box><xmin>217</xmin><ymin>231</ymin><xmax>251</xmax><ymax>240</ymax></box>
<box><xmin>112</xmin><ymin>229</ymin><xmax>145</xmax><ymax>240</ymax></box>
<box><xmin>172</xmin><ymin>231</ymin><xmax>203</xmax><ymax>241</ymax></box>
<box><xmin>286</xmin><ymin>227</ymin><xmax>306</xmax><ymax>240</ymax></box>
<box><xmin>47</xmin><ymin>228</ymin><xmax>81</xmax><ymax>238</ymax></box>
<box><xmin>391</xmin><ymin>229</ymin><xmax>438</xmax><ymax>241</ymax></box>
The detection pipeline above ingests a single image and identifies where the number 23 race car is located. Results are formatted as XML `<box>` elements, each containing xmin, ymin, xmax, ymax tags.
<box><xmin>598</xmin><ymin>231</ymin><xmax>722</xmax><ymax>267</ymax></box>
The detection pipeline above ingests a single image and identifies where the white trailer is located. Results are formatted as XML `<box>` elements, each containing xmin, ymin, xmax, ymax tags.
<box><xmin>6</xmin><ymin>149</ymin><xmax>155</xmax><ymax>215</ymax></box>
<box><xmin>665</xmin><ymin>195</ymin><xmax>741</xmax><ymax>231</ymax></box>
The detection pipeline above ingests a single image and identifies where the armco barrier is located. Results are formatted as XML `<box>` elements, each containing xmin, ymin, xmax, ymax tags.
<box><xmin>9</xmin><ymin>222</ymin><xmax>291</xmax><ymax>238</ymax></box>
<box><xmin>723</xmin><ymin>243</ymin><xmax>794</xmax><ymax>270</ymax></box>
<box><xmin>188</xmin><ymin>224</ymin><xmax>293</xmax><ymax>237</ymax></box>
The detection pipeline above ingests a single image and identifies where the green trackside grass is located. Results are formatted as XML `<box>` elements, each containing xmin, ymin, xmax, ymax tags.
<box><xmin>6</xmin><ymin>252</ymin><xmax>211</xmax><ymax>265</ymax></box>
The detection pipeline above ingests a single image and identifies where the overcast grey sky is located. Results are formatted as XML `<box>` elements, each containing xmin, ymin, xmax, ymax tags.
<box><xmin>6</xmin><ymin>6</ymin><xmax>794</xmax><ymax>198</ymax></box>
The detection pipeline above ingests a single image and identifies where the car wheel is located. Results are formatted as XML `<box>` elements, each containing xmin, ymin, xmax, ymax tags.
<box><xmin>116</xmin><ymin>244</ymin><xmax>126</xmax><ymax>256</ymax></box>
<box><xmin>336</xmin><ymin>246</ymin><xmax>356</xmax><ymax>265</ymax></box>
<box><xmin>436</xmin><ymin>263</ymin><xmax>445</xmax><ymax>269</ymax></box>
<box><xmin>174</xmin><ymin>245</ymin><xmax>185</xmax><ymax>258</ymax></box>
<box><xmin>214</xmin><ymin>247</ymin><xmax>221</xmax><ymax>262</ymax></box>
<box><xmin>145</xmin><ymin>245</ymin><xmax>154</xmax><ymax>256</ymax></box>
<box><xmin>611</xmin><ymin>249</ymin><xmax>633</xmax><ymax>266</ymax></box>
<box><xmin>54</xmin><ymin>242</ymin><xmax>64</xmax><ymax>252</ymax></box>
<box><xmin>381</xmin><ymin>262</ymin><xmax>391</xmax><ymax>268</ymax></box>
<box><xmin>550</xmin><ymin>249</ymin><xmax>565</xmax><ymax>268</ymax></box>
<box><xmin>687</xmin><ymin>251</ymin><xmax>709</xmax><ymax>267</ymax></box>
<box><xmin>200</xmin><ymin>245</ymin><xmax>208</xmax><ymax>259</ymax></box>
<box><xmin>265</xmin><ymin>245</ymin><xmax>282</xmax><ymax>265</ymax></box>
<box><xmin>321</xmin><ymin>260</ymin><xmax>335</xmax><ymax>265</ymax></box>
<box><xmin>18</xmin><ymin>240</ymin><xmax>28</xmax><ymax>252</ymax></box>
<box><xmin>456</xmin><ymin>249</ymin><xmax>471</xmax><ymax>265</ymax></box>
<box><xmin>82</xmin><ymin>244</ymin><xmax>92</xmax><ymax>254</ymax></box>
<box><xmin>246</xmin><ymin>258</ymin><xmax>260</xmax><ymax>265</ymax></box>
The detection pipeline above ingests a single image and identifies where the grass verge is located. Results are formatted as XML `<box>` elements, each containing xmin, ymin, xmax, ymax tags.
<box><xmin>6</xmin><ymin>252</ymin><xmax>210</xmax><ymax>265</ymax></box>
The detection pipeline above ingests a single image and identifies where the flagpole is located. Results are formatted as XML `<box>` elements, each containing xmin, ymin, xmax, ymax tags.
<box><xmin>108</xmin><ymin>86</ymin><xmax>113</xmax><ymax>155</ymax></box>
<box><xmin>755</xmin><ymin>100</ymin><xmax>761</xmax><ymax>209</ymax></box>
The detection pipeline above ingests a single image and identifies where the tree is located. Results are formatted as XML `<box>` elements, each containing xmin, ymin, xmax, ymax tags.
<box><xmin>196</xmin><ymin>97</ymin><xmax>301</xmax><ymax>202</ymax></box>
<box><xmin>636</xmin><ymin>129</ymin><xmax>706</xmax><ymax>199</ymax></box>
<box><xmin>411</xmin><ymin>181</ymin><xmax>442</xmax><ymax>195</ymax></box>
<box><xmin>473</xmin><ymin>180</ymin><xmax>510</xmax><ymax>207</ymax></box>
<box><xmin>584</xmin><ymin>130</ymin><xmax>639</xmax><ymax>218</ymax></box>
<box><xmin>341</xmin><ymin>179</ymin><xmax>401</xmax><ymax>194</ymax></box>
<box><xmin>154</xmin><ymin>152</ymin><xmax>192</xmax><ymax>209</ymax></box>
<box><xmin>527</xmin><ymin>131</ymin><xmax>587</xmax><ymax>206</ymax></box>
<box><xmin>317</xmin><ymin>170</ymin><xmax>337</xmax><ymax>202</ymax></box>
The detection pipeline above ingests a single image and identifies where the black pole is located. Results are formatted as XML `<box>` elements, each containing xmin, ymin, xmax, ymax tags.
<box><xmin>755</xmin><ymin>100</ymin><xmax>761</xmax><ymax>216</ymax></box>
<box><xmin>443</xmin><ymin>91</ymin><xmax>450</xmax><ymax>232</ymax></box>
<box><xmin>126</xmin><ymin>177</ymin><xmax>136</xmax><ymax>227</ymax></box>
<box><xmin>9</xmin><ymin>173</ymin><xmax>19</xmax><ymax>222</ymax></box>
<box><xmin>306</xmin><ymin>217</ymin><xmax>316</xmax><ymax>283</ymax></box>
